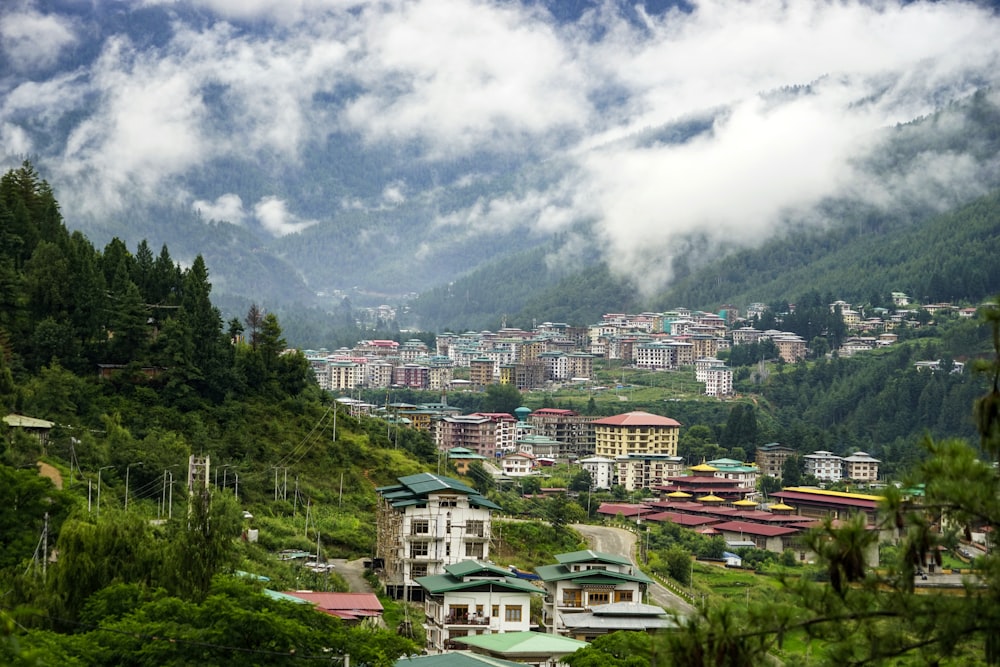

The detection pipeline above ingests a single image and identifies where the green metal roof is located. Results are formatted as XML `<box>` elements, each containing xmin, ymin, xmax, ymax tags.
<box><xmin>555</xmin><ymin>550</ymin><xmax>632</xmax><ymax>567</ymax></box>
<box><xmin>395</xmin><ymin>651</ymin><xmax>523</xmax><ymax>667</ymax></box>
<box><xmin>535</xmin><ymin>564</ymin><xmax>653</xmax><ymax>585</ymax></box>
<box><xmin>415</xmin><ymin>573</ymin><xmax>540</xmax><ymax>596</ymax></box>
<box><xmin>445</xmin><ymin>560</ymin><xmax>511</xmax><ymax>579</ymax></box>
<box><xmin>453</xmin><ymin>631</ymin><xmax>588</xmax><ymax>655</ymax></box>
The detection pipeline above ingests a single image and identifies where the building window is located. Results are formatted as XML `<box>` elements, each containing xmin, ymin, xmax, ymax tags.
<box><xmin>504</xmin><ymin>606</ymin><xmax>522</xmax><ymax>622</ymax></box>
<box><xmin>588</xmin><ymin>591</ymin><xmax>610</xmax><ymax>605</ymax></box>
<box><xmin>410</xmin><ymin>542</ymin><xmax>429</xmax><ymax>558</ymax></box>
<box><xmin>411</xmin><ymin>519</ymin><xmax>430</xmax><ymax>535</ymax></box>
<box><xmin>411</xmin><ymin>564</ymin><xmax>428</xmax><ymax>578</ymax></box>
<box><xmin>615</xmin><ymin>590</ymin><xmax>633</xmax><ymax>602</ymax></box>
<box><xmin>465</xmin><ymin>542</ymin><xmax>484</xmax><ymax>559</ymax></box>
<box><xmin>492</xmin><ymin>605</ymin><xmax>499</xmax><ymax>618</ymax></box>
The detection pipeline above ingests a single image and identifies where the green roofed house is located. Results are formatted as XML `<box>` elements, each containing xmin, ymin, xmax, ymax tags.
<box><xmin>535</xmin><ymin>550</ymin><xmax>653</xmax><ymax>636</ymax></box>
<box><xmin>416</xmin><ymin>560</ymin><xmax>543</xmax><ymax>653</ymax></box>
<box><xmin>376</xmin><ymin>473</ymin><xmax>502</xmax><ymax>600</ymax></box>
<box><xmin>453</xmin><ymin>631</ymin><xmax>589</xmax><ymax>667</ymax></box>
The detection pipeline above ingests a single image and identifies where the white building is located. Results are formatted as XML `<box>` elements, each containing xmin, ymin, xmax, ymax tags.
<box><xmin>702</xmin><ymin>367</ymin><xmax>733</xmax><ymax>397</ymax></box>
<box><xmin>536</xmin><ymin>550</ymin><xmax>653</xmax><ymax>636</ymax></box>
<box><xmin>578</xmin><ymin>457</ymin><xmax>616</xmax><ymax>490</ymax></box>
<box><xmin>803</xmin><ymin>450</ymin><xmax>843</xmax><ymax>483</ymax></box>
<box><xmin>376</xmin><ymin>473</ymin><xmax>501</xmax><ymax>600</ymax></box>
<box><xmin>417</xmin><ymin>560</ymin><xmax>541</xmax><ymax>652</ymax></box>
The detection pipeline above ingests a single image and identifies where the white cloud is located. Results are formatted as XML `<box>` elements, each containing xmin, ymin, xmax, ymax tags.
<box><xmin>254</xmin><ymin>196</ymin><xmax>318</xmax><ymax>236</ymax></box>
<box><xmin>0</xmin><ymin>6</ymin><xmax>77</xmax><ymax>72</ymax></box>
<box><xmin>342</xmin><ymin>0</ymin><xmax>590</xmax><ymax>155</ymax></box>
<box><xmin>194</xmin><ymin>193</ymin><xmax>247</xmax><ymax>224</ymax></box>
<box><xmin>4</xmin><ymin>0</ymin><xmax>1000</xmax><ymax>294</ymax></box>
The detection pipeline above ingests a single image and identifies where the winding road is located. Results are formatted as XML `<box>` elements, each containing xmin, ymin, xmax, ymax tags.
<box><xmin>572</xmin><ymin>523</ymin><xmax>694</xmax><ymax>615</ymax></box>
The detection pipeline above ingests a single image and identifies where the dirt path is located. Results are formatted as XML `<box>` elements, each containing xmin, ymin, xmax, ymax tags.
<box><xmin>36</xmin><ymin>461</ymin><xmax>63</xmax><ymax>489</ymax></box>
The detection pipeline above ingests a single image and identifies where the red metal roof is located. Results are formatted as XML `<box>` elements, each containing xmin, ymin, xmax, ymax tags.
<box><xmin>281</xmin><ymin>592</ymin><xmax>383</xmax><ymax>619</ymax></box>
<box><xmin>531</xmin><ymin>408</ymin><xmax>579</xmax><ymax>416</ymax></box>
<box><xmin>591</xmin><ymin>411</ymin><xmax>681</xmax><ymax>427</ymax></box>
<box><xmin>644</xmin><ymin>511</ymin><xmax>721</xmax><ymax>527</ymax></box>
<box><xmin>712</xmin><ymin>521</ymin><xmax>801</xmax><ymax>537</ymax></box>
<box><xmin>596</xmin><ymin>502</ymin><xmax>650</xmax><ymax>517</ymax></box>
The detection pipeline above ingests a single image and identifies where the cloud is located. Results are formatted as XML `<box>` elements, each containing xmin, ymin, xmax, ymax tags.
<box><xmin>0</xmin><ymin>5</ymin><xmax>77</xmax><ymax>72</ymax></box>
<box><xmin>254</xmin><ymin>196</ymin><xmax>318</xmax><ymax>236</ymax></box>
<box><xmin>194</xmin><ymin>193</ymin><xmax>247</xmax><ymax>224</ymax></box>
<box><xmin>4</xmin><ymin>0</ymin><xmax>1000</xmax><ymax>295</ymax></box>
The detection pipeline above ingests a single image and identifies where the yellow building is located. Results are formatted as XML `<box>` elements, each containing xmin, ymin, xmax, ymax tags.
<box><xmin>592</xmin><ymin>411</ymin><xmax>681</xmax><ymax>458</ymax></box>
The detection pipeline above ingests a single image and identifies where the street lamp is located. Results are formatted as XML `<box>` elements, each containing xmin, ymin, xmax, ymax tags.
<box><xmin>96</xmin><ymin>465</ymin><xmax>114</xmax><ymax>519</ymax></box>
<box><xmin>125</xmin><ymin>461</ymin><xmax>144</xmax><ymax>511</ymax></box>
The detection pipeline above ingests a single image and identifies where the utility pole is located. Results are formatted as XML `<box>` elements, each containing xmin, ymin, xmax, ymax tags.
<box><xmin>97</xmin><ymin>465</ymin><xmax>113</xmax><ymax>519</ymax></box>
<box><xmin>125</xmin><ymin>461</ymin><xmax>144</xmax><ymax>512</ymax></box>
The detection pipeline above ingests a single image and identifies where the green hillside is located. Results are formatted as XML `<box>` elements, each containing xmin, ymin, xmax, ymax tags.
<box><xmin>654</xmin><ymin>189</ymin><xmax>1000</xmax><ymax>312</ymax></box>
<box><xmin>0</xmin><ymin>163</ymin><xmax>431</xmax><ymax>663</ymax></box>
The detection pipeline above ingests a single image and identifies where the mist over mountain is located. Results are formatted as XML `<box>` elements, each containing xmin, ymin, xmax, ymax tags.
<box><xmin>3</xmin><ymin>0</ymin><xmax>1000</xmax><ymax>318</ymax></box>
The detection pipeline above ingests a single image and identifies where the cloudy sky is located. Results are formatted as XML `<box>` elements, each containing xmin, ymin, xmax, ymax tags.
<box><xmin>2</xmin><ymin>0</ymin><xmax>999</xmax><ymax>292</ymax></box>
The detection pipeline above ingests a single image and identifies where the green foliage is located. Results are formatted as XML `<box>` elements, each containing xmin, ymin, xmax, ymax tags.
<box><xmin>563</xmin><ymin>631</ymin><xmax>656</xmax><ymax>667</ymax></box>
<box><xmin>491</xmin><ymin>520</ymin><xmax>585</xmax><ymax>571</ymax></box>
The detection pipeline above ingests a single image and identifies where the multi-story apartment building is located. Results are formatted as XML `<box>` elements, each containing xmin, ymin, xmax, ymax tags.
<box><xmin>392</xmin><ymin>363</ymin><xmax>430</xmax><ymax>389</ymax></box>
<box><xmin>399</xmin><ymin>339</ymin><xmax>430</xmax><ymax>362</ymax></box>
<box><xmin>418</xmin><ymin>560</ymin><xmax>541</xmax><ymax>652</ymax></box>
<box><xmin>803</xmin><ymin>450</ymin><xmax>843</xmax><ymax>482</ymax></box>
<box><xmin>843</xmin><ymin>451</ymin><xmax>880</xmax><ymax>482</ymax></box>
<box><xmin>566</xmin><ymin>352</ymin><xmax>595</xmax><ymax>380</ymax></box>
<box><xmin>366</xmin><ymin>360</ymin><xmax>395</xmax><ymax>388</ymax></box>
<box><xmin>537</xmin><ymin>550</ymin><xmax>653</xmax><ymax>636</ymax></box>
<box><xmin>593</xmin><ymin>411</ymin><xmax>681</xmax><ymax>459</ymax></box>
<box><xmin>376</xmin><ymin>473</ymin><xmax>500</xmax><ymax>600</ymax></box>
<box><xmin>435</xmin><ymin>413</ymin><xmax>516</xmax><ymax>459</ymax></box>
<box><xmin>773</xmin><ymin>333</ymin><xmax>807</xmax><ymax>362</ymax></box>
<box><xmin>528</xmin><ymin>409</ymin><xmax>595</xmax><ymax>458</ymax></box>
<box><xmin>702</xmin><ymin>367</ymin><xmax>733</xmax><ymax>397</ymax></box>
<box><xmin>756</xmin><ymin>443</ymin><xmax>795</xmax><ymax>480</ymax></box>
<box><xmin>328</xmin><ymin>359</ymin><xmax>364</xmax><ymax>390</ymax></box>
<box><xmin>578</xmin><ymin>456</ymin><xmax>616</xmax><ymax>490</ymax></box>
<box><xmin>614</xmin><ymin>453</ymin><xmax>685</xmax><ymax>491</ymax></box>
<box><xmin>731</xmin><ymin>327</ymin><xmax>764</xmax><ymax>346</ymax></box>
<box><xmin>469</xmin><ymin>358</ymin><xmax>494</xmax><ymax>389</ymax></box>
<box><xmin>513</xmin><ymin>360</ymin><xmax>546</xmax><ymax>390</ymax></box>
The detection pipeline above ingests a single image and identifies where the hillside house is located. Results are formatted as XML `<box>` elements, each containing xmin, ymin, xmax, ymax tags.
<box><xmin>536</xmin><ymin>550</ymin><xmax>653</xmax><ymax>636</ymax></box>
<box><xmin>417</xmin><ymin>560</ymin><xmax>542</xmax><ymax>652</ymax></box>
<box><xmin>376</xmin><ymin>473</ymin><xmax>501</xmax><ymax>600</ymax></box>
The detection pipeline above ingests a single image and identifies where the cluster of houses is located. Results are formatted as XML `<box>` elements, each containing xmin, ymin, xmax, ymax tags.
<box><xmin>374</xmin><ymin>471</ymin><xmax>678</xmax><ymax>666</ymax></box>
<box><xmin>306</xmin><ymin>296</ymin><xmax>973</xmax><ymax>401</ymax></box>
<box><xmin>373</xmin><ymin>463</ymin><xmax>892</xmax><ymax>666</ymax></box>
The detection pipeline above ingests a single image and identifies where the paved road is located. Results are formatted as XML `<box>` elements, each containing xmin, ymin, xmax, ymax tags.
<box><xmin>573</xmin><ymin>523</ymin><xmax>694</xmax><ymax>615</ymax></box>
<box><xmin>332</xmin><ymin>557</ymin><xmax>376</xmax><ymax>594</ymax></box>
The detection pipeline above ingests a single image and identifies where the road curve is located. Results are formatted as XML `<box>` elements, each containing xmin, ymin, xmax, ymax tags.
<box><xmin>573</xmin><ymin>523</ymin><xmax>695</xmax><ymax>615</ymax></box>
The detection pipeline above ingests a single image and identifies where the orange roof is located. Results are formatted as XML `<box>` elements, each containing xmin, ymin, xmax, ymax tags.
<box><xmin>592</xmin><ymin>411</ymin><xmax>681</xmax><ymax>427</ymax></box>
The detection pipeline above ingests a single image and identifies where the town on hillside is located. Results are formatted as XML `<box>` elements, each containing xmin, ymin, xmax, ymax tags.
<box><xmin>305</xmin><ymin>295</ymin><xmax>974</xmax><ymax>399</ymax></box>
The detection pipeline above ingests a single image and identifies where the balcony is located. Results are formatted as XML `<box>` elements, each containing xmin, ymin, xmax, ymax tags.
<box><xmin>558</xmin><ymin>599</ymin><xmax>584</xmax><ymax>609</ymax></box>
<box><xmin>443</xmin><ymin>614</ymin><xmax>492</xmax><ymax>626</ymax></box>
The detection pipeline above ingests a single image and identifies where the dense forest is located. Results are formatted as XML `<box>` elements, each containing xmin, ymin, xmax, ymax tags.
<box><xmin>0</xmin><ymin>163</ymin><xmax>435</xmax><ymax>664</ymax></box>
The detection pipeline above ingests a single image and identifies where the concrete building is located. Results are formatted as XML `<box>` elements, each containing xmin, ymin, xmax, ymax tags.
<box><xmin>843</xmin><ymin>451</ymin><xmax>881</xmax><ymax>483</ymax></box>
<box><xmin>756</xmin><ymin>443</ymin><xmax>795</xmax><ymax>480</ymax></box>
<box><xmin>528</xmin><ymin>409</ymin><xmax>595</xmax><ymax>458</ymax></box>
<box><xmin>803</xmin><ymin>450</ymin><xmax>843</xmax><ymax>483</ymax></box>
<box><xmin>578</xmin><ymin>457</ymin><xmax>616</xmax><ymax>490</ymax></box>
<box><xmin>375</xmin><ymin>473</ymin><xmax>501</xmax><ymax>600</ymax></box>
<box><xmin>537</xmin><ymin>550</ymin><xmax>653</xmax><ymax>636</ymax></box>
<box><xmin>592</xmin><ymin>411</ymin><xmax>681</xmax><ymax>459</ymax></box>
<box><xmin>417</xmin><ymin>560</ymin><xmax>541</xmax><ymax>652</ymax></box>
<box><xmin>614</xmin><ymin>453</ymin><xmax>685</xmax><ymax>492</ymax></box>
